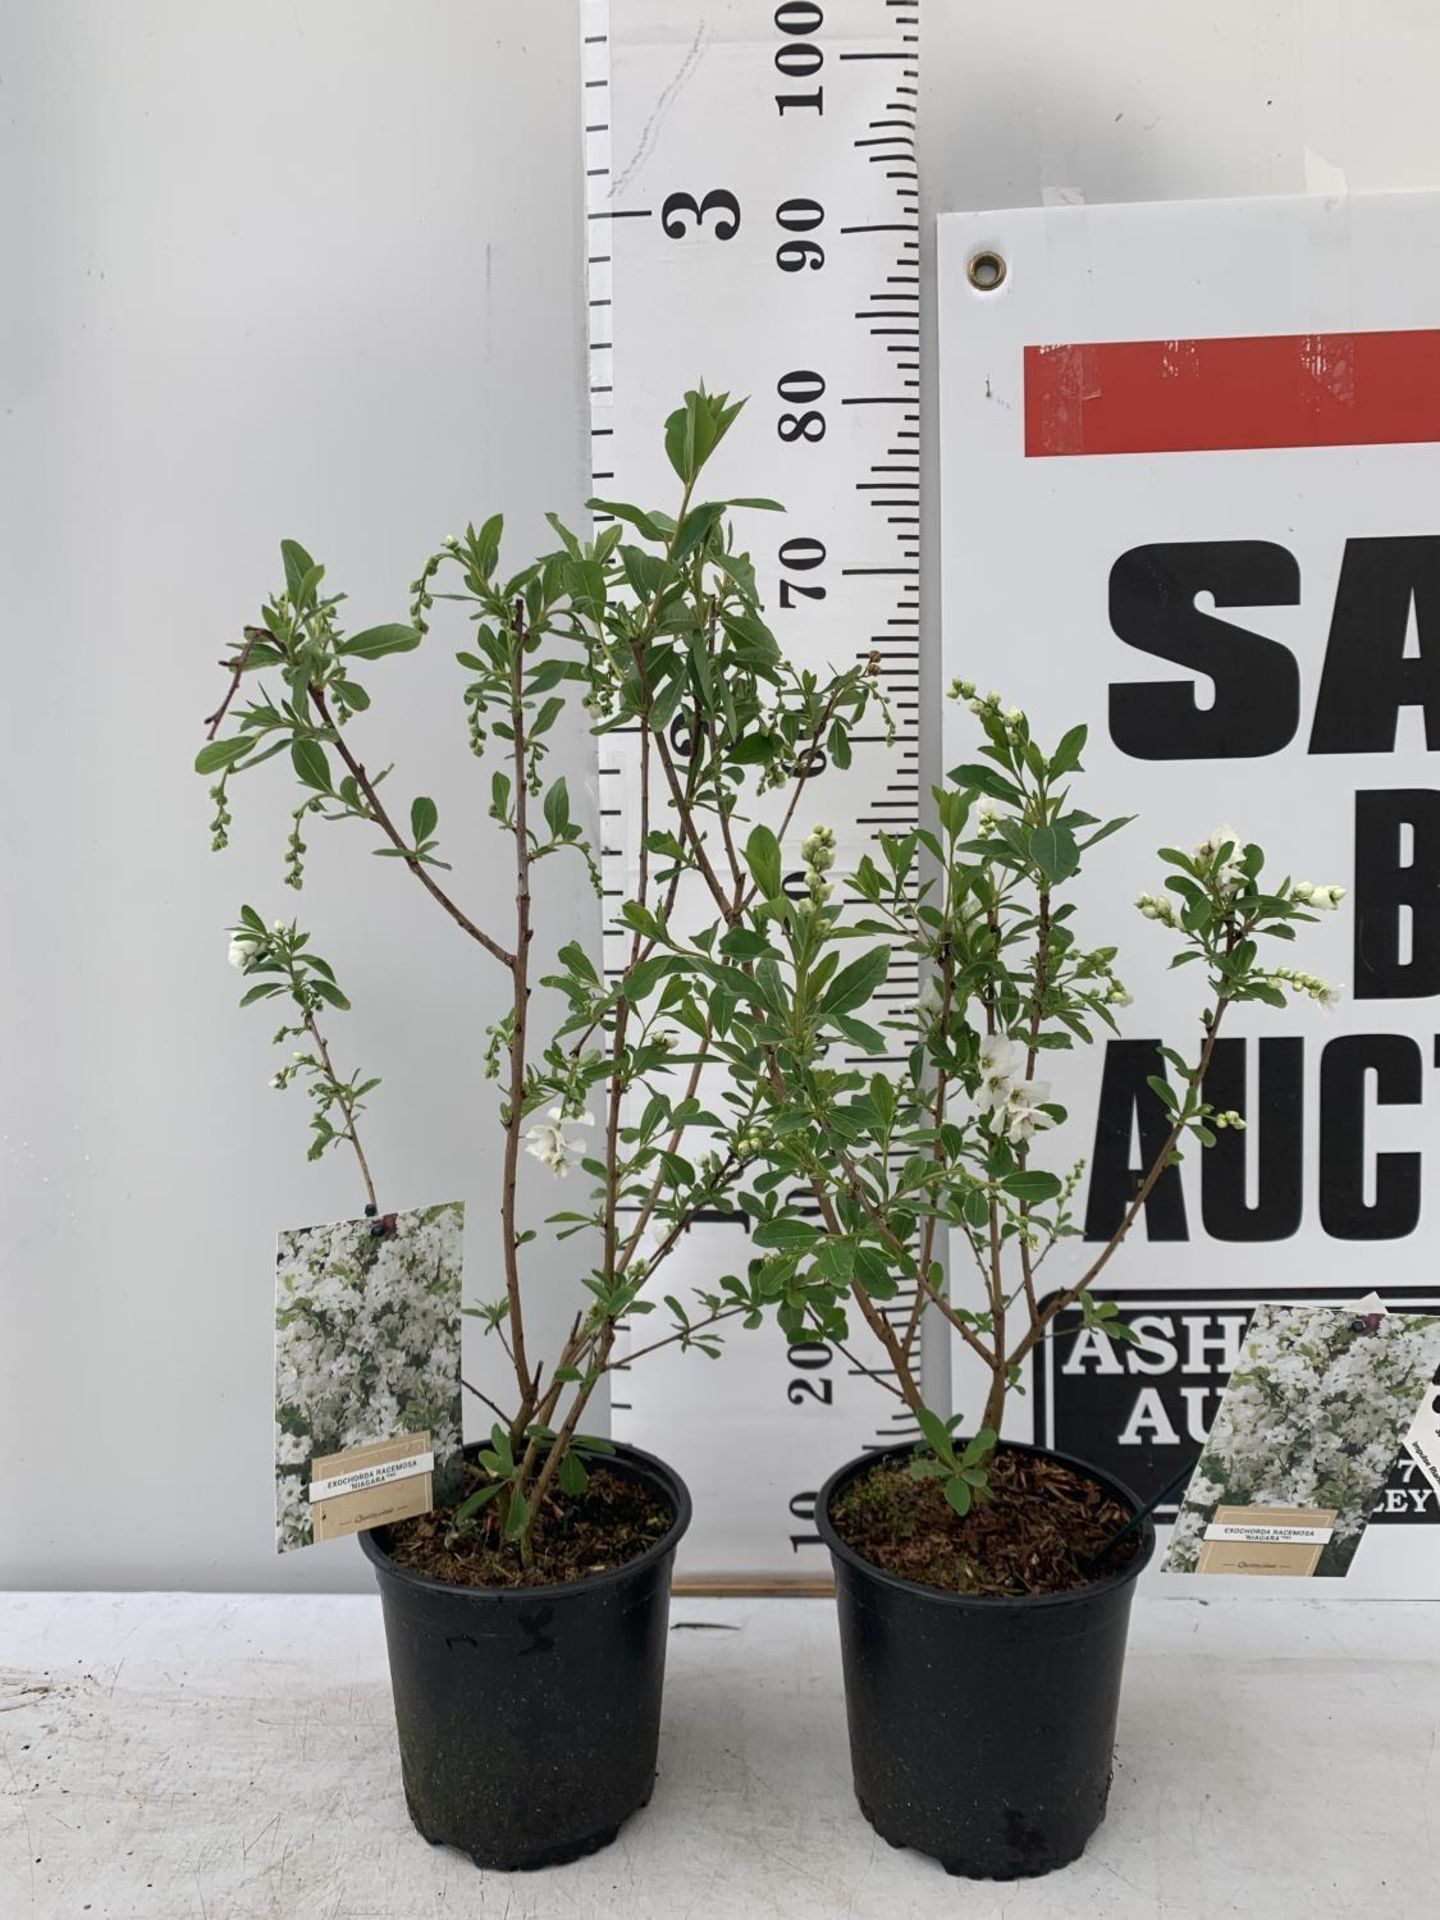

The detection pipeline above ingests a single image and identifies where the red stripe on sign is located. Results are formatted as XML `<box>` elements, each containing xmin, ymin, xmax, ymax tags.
<box><xmin>1024</xmin><ymin>329</ymin><xmax>1440</xmax><ymax>457</ymax></box>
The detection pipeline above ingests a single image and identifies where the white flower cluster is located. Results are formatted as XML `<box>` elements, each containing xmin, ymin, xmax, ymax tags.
<box><xmin>1168</xmin><ymin>1305</ymin><xmax>1440</xmax><ymax>1575</ymax></box>
<box><xmin>523</xmin><ymin>1106</ymin><xmax>594</xmax><ymax>1177</ymax></box>
<box><xmin>1191</xmin><ymin>824</ymin><xmax>1249</xmax><ymax>896</ymax></box>
<box><xmin>800</xmin><ymin>823</ymin><xmax>836</xmax><ymax>907</ymax></box>
<box><xmin>976</xmin><ymin>1034</ymin><xmax>1054</xmax><ymax>1146</ymax></box>
<box><xmin>1293</xmin><ymin>880</ymin><xmax>1347</xmax><ymax>911</ymax></box>
<box><xmin>1134</xmin><ymin>889</ymin><xmax>1179</xmax><ymax>926</ymax></box>
<box><xmin>947</xmin><ymin>679</ymin><xmax>1024</xmax><ymax>735</ymax></box>
<box><xmin>274</xmin><ymin>1201</ymin><xmax>464</xmax><ymax>1552</ymax></box>
<box><xmin>1268</xmin><ymin>967</ymin><xmax>1345</xmax><ymax>1012</ymax></box>
<box><xmin>1211</xmin><ymin>1108</ymin><xmax>1247</xmax><ymax>1131</ymax></box>
<box><xmin>227</xmin><ymin>919</ymin><xmax>288</xmax><ymax>971</ymax></box>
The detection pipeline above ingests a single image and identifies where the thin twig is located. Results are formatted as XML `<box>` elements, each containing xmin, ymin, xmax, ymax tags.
<box><xmin>310</xmin><ymin>686</ymin><xmax>515</xmax><ymax>970</ymax></box>
<box><xmin>202</xmin><ymin>627</ymin><xmax>265</xmax><ymax>738</ymax></box>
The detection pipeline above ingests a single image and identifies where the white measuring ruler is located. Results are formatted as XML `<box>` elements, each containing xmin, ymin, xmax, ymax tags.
<box><xmin>581</xmin><ymin>0</ymin><xmax>923</xmax><ymax>1578</ymax></box>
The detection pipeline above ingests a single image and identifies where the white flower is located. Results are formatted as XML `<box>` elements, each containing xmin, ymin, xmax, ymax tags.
<box><xmin>976</xmin><ymin>800</ymin><xmax>999</xmax><ymax>834</ymax></box>
<box><xmin>1300</xmin><ymin>883</ymin><xmax>1347</xmax><ymax>912</ymax></box>
<box><xmin>523</xmin><ymin>1107</ymin><xmax>594</xmax><ymax>1176</ymax></box>
<box><xmin>917</xmin><ymin>975</ymin><xmax>943</xmax><ymax>1018</ymax></box>
<box><xmin>269</xmin><ymin>1073</ymin><xmax>284</xmax><ymax>1090</ymax></box>
<box><xmin>1318</xmin><ymin>982</ymin><xmax>1345</xmax><ymax>1012</ymax></box>
<box><xmin>228</xmin><ymin>934</ymin><xmax>257</xmax><ymax>970</ymax></box>
<box><xmin>1003</xmin><ymin>1077</ymin><xmax>1055</xmax><ymax>1145</ymax></box>
<box><xmin>977</xmin><ymin>1035</ymin><xmax>1027</xmax><ymax>1115</ymax></box>
<box><xmin>1195</xmin><ymin>824</ymin><xmax>1247</xmax><ymax>895</ymax></box>
<box><xmin>1005</xmin><ymin>706</ymin><xmax>1024</xmax><ymax>727</ymax></box>
<box><xmin>1110</xmin><ymin>985</ymin><xmax>1133</xmax><ymax>1008</ymax></box>
<box><xmin>271</xmin><ymin>919</ymin><xmax>287</xmax><ymax>935</ymax></box>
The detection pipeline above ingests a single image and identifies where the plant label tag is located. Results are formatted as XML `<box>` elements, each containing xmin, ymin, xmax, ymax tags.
<box><xmin>1405</xmin><ymin>1387</ymin><xmax>1440</xmax><ymax>1502</ymax></box>
<box><xmin>1163</xmin><ymin>1303</ymin><xmax>1440</xmax><ymax>1577</ymax></box>
<box><xmin>1197</xmin><ymin>1505</ymin><xmax>1338</xmax><ymax>1577</ymax></box>
<box><xmin>310</xmin><ymin>1431</ymin><xmax>434</xmax><ymax>1542</ymax></box>
<box><xmin>274</xmin><ymin>1200</ymin><xmax>464</xmax><ymax>1553</ymax></box>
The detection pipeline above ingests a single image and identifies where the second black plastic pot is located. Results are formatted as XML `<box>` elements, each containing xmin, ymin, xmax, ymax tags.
<box><xmin>816</xmin><ymin>1439</ymin><xmax>1155</xmax><ymax>1880</ymax></box>
<box><xmin>360</xmin><ymin>1440</ymin><xmax>691</xmax><ymax>1871</ymax></box>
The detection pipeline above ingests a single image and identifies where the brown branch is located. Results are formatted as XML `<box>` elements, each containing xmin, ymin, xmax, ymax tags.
<box><xmin>461</xmin><ymin>1374</ymin><xmax>511</xmax><ymax>1427</ymax></box>
<box><xmin>499</xmin><ymin>626</ymin><xmax>537</xmax><ymax>1417</ymax></box>
<box><xmin>309</xmin><ymin>686</ymin><xmax>515</xmax><ymax>970</ymax></box>
<box><xmin>303</xmin><ymin>1011</ymin><xmax>378</xmax><ymax>1212</ymax></box>
<box><xmin>1008</xmin><ymin>998</ymin><xmax>1232</xmax><ymax>1371</ymax></box>
<box><xmin>202</xmin><ymin>626</ymin><xmax>265</xmax><ymax>738</ymax></box>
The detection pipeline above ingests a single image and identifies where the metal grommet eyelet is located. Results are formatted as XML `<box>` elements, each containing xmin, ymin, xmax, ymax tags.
<box><xmin>966</xmin><ymin>249</ymin><xmax>1007</xmax><ymax>292</ymax></box>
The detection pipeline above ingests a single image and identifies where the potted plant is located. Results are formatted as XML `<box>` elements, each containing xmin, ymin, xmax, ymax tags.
<box><xmin>666</xmin><ymin>682</ymin><xmax>1344</xmax><ymax>1878</ymax></box>
<box><xmin>195</xmin><ymin>390</ymin><xmax>879</xmax><ymax>1869</ymax></box>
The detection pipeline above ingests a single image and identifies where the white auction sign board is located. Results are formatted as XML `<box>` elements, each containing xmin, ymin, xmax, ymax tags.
<box><xmin>939</xmin><ymin>192</ymin><xmax>1440</xmax><ymax>1598</ymax></box>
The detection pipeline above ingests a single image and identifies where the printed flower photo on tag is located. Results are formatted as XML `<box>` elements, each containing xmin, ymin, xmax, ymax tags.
<box><xmin>274</xmin><ymin>1201</ymin><xmax>464</xmax><ymax>1552</ymax></box>
<box><xmin>1165</xmin><ymin>1303</ymin><xmax>1440</xmax><ymax>1577</ymax></box>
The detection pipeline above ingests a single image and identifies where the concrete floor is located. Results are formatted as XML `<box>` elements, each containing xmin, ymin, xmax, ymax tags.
<box><xmin>0</xmin><ymin>1592</ymin><xmax>1435</xmax><ymax>1918</ymax></box>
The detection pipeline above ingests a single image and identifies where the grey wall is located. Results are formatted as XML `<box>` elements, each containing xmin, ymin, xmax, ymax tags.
<box><xmin>4</xmin><ymin>0</ymin><xmax>1438</xmax><ymax>1590</ymax></box>
<box><xmin>1</xmin><ymin>1</ymin><xmax>598</xmax><ymax>1592</ymax></box>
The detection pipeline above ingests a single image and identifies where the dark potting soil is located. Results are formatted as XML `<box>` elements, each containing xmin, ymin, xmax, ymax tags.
<box><xmin>384</xmin><ymin>1465</ymin><xmax>672</xmax><ymax>1590</ymax></box>
<box><xmin>830</xmin><ymin>1447</ymin><xmax>1140</xmax><ymax>1598</ymax></box>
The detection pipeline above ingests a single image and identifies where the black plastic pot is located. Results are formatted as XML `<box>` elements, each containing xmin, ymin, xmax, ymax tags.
<box><xmin>359</xmin><ymin>1440</ymin><xmax>691</xmax><ymax>1870</ymax></box>
<box><xmin>816</xmin><ymin>1438</ymin><xmax>1154</xmax><ymax>1880</ymax></box>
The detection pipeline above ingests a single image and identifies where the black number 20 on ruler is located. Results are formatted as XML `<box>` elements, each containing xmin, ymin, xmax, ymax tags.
<box><xmin>582</xmin><ymin>0</ymin><xmax>922</xmax><ymax>1580</ymax></box>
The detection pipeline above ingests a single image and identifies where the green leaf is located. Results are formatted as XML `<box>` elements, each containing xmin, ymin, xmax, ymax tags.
<box><xmin>281</xmin><ymin>538</ymin><xmax>315</xmax><ymax>602</ymax></box>
<box><xmin>339</xmin><ymin>624</ymin><xmax>423</xmax><ymax>661</ymax></box>
<box><xmin>752</xmin><ymin>1218</ymin><xmax>821</xmax><ymax>1249</ymax></box>
<box><xmin>502</xmin><ymin>1489</ymin><xmax>531</xmax><ymax>1542</ymax></box>
<box><xmin>744</xmin><ymin>823</ymin><xmax>782</xmax><ymax>899</ymax></box>
<box><xmin>586</xmin><ymin>498</ymin><xmax>669</xmax><ymax>543</ymax></box>
<box><xmin>663</xmin><ymin>387</ymin><xmax>740</xmax><ymax>485</ymax></box>
<box><xmin>1146</xmin><ymin>1074</ymin><xmax>1178</xmax><ymax>1112</ymax></box>
<box><xmin>823</xmin><ymin>947</ymin><xmax>889</xmax><ymax>1018</ymax></box>
<box><xmin>1000</xmin><ymin>1170</ymin><xmax>1063</xmax><ymax>1204</ymax></box>
<box><xmin>335</xmin><ymin>679</ymin><xmax>370</xmax><ymax>711</ymax></box>
<box><xmin>943</xmin><ymin>1475</ymin><xmax>973</xmax><ymax>1518</ymax></box>
<box><xmin>949</xmin><ymin>762</ymin><xmax>1024</xmax><ymax>807</ymax></box>
<box><xmin>673</xmin><ymin>500</ymin><xmax>727</xmax><ymax>564</ymax></box>
<box><xmin>291</xmin><ymin>737</ymin><xmax>332</xmax><ymax>793</ymax></box>
<box><xmin>557</xmin><ymin>1451</ymin><xmax>589</xmax><ymax>1497</ymax></box>
<box><xmin>194</xmin><ymin>736</ymin><xmax>254</xmax><ymax>776</ymax></box>
<box><xmin>1028</xmin><ymin>822</ymin><xmax>1079</xmax><ymax>886</ymax></box>
<box><xmin>834</xmin><ymin>1015</ymin><xmax>888</xmax><ymax>1054</ymax></box>
<box><xmin>310</xmin><ymin>977</ymin><xmax>352</xmax><ymax>1011</ymax></box>
<box><xmin>410</xmin><ymin>795</ymin><xmax>438</xmax><ymax>843</ymax></box>
<box><xmin>474</xmin><ymin>512</ymin><xmax>503</xmax><ymax>577</ymax></box>
<box><xmin>720</xmin><ymin>926</ymin><xmax>772</xmax><ymax>960</ymax></box>
<box><xmin>543</xmin><ymin>778</ymin><xmax>571</xmax><ymax>839</ymax></box>
<box><xmin>451</xmin><ymin>1480</ymin><xmax>503</xmax><ymax>1526</ymax></box>
<box><xmin>916</xmin><ymin>1407</ymin><xmax>956</xmax><ymax>1462</ymax></box>
<box><xmin>962</xmin><ymin>1427</ymin><xmax>997</xmax><ymax>1469</ymax></box>
<box><xmin>1048</xmin><ymin>724</ymin><xmax>1087</xmax><ymax>776</ymax></box>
